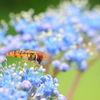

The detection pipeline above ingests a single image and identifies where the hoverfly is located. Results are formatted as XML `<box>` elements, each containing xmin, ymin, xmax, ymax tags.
<box><xmin>6</xmin><ymin>49</ymin><xmax>48</xmax><ymax>66</ymax></box>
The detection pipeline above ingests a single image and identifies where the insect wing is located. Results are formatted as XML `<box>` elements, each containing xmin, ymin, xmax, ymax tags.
<box><xmin>22</xmin><ymin>49</ymin><xmax>37</xmax><ymax>53</ymax></box>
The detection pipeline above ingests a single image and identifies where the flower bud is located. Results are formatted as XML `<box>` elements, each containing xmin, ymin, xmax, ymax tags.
<box><xmin>20</xmin><ymin>80</ymin><xmax>32</xmax><ymax>91</ymax></box>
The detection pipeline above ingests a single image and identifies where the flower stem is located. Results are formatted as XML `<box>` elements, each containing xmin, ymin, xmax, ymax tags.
<box><xmin>52</xmin><ymin>69</ymin><xmax>59</xmax><ymax>78</ymax></box>
<box><xmin>44</xmin><ymin>56</ymin><xmax>52</xmax><ymax>74</ymax></box>
<box><xmin>66</xmin><ymin>54</ymin><xmax>100</xmax><ymax>100</ymax></box>
<box><xmin>66</xmin><ymin>71</ymin><xmax>82</xmax><ymax>100</ymax></box>
<box><xmin>44</xmin><ymin>64</ymin><xmax>49</xmax><ymax>74</ymax></box>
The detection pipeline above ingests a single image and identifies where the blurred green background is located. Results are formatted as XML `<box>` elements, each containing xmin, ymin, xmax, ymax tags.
<box><xmin>0</xmin><ymin>0</ymin><xmax>100</xmax><ymax>100</ymax></box>
<box><xmin>0</xmin><ymin>0</ymin><xmax>100</xmax><ymax>21</ymax></box>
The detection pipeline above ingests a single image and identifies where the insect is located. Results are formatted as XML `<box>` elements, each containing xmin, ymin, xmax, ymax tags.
<box><xmin>6</xmin><ymin>49</ymin><xmax>48</xmax><ymax>66</ymax></box>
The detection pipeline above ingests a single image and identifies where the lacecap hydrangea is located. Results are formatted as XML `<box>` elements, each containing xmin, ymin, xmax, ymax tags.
<box><xmin>0</xmin><ymin>59</ymin><xmax>66</xmax><ymax>100</ymax></box>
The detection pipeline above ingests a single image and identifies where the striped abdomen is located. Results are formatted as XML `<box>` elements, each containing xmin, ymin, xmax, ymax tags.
<box><xmin>6</xmin><ymin>50</ymin><xmax>30</xmax><ymax>58</ymax></box>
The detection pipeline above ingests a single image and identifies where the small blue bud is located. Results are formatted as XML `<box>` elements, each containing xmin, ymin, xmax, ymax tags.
<box><xmin>64</xmin><ymin>51</ymin><xmax>73</xmax><ymax>62</ymax></box>
<box><xmin>59</xmin><ymin>63</ymin><xmax>69</xmax><ymax>72</ymax></box>
<box><xmin>45</xmin><ymin>74</ymin><xmax>53</xmax><ymax>81</ymax></box>
<box><xmin>40</xmin><ymin>76</ymin><xmax>46</xmax><ymax>83</ymax></box>
<box><xmin>51</xmin><ymin>88</ymin><xmax>59</xmax><ymax>97</ymax></box>
<box><xmin>57</xmin><ymin>94</ymin><xmax>67</xmax><ymax>100</ymax></box>
<box><xmin>20</xmin><ymin>80</ymin><xmax>32</xmax><ymax>91</ymax></box>
<box><xmin>53</xmin><ymin>78</ymin><xmax>58</xmax><ymax>83</ymax></box>
<box><xmin>43</xmin><ymin>89</ymin><xmax>52</xmax><ymax>98</ymax></box>
<box><xmin>52</xmin><ymin>60</ymin><xmax>61</xmax><ymax>69</ymax></box>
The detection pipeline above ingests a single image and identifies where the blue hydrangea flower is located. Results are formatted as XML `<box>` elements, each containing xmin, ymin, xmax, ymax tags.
<box><xmin>0</xmin><ymin>87</ymin><xmax>28</xmax><ymax>100</ymax></box>
<box><xmin>20</xmin><ymin>41</ymin><xmax>38</xmax><ymax>50</ymax></box>
<box><xmin>0</xmin><ymin>60</ymin><xmax>65</xmax><ymax>100</ymax></box>
<box><xmin>64</xmin><ymin>48</ymin><xmax>89</xmax><ymax>63</ymax></box>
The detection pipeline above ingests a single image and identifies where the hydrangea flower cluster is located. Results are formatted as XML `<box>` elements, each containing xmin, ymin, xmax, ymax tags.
<box><xmin>51</xmin><ymin>45</ymin><xmax>91</xmax><ymax>72</ymax></box>
<box><xmin>0</xmin><ymin>0</ymin><xmax>100</xmax><ymax>73</ymax></box>
<box><xmin>0</xmin><ymin>60</ymin><xmax>66</xmax><ymax>100</ymax></box>
<box><xmin>0</xmin><ymin>1</ymin><xmax>100</xmax><ymax>100</ymax></box>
